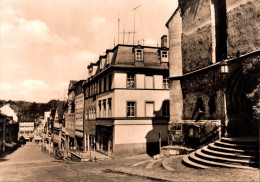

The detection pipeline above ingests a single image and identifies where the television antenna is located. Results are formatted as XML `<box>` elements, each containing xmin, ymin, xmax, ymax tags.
<box><xmin>133</xmin><ymin>5</ymin><xmax>141</xmax><ymax>45</ymax></box>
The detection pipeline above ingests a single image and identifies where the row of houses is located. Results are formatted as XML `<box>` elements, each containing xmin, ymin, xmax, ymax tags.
<box><xmin>42</xmin><ymin>0</ymin><xmax>259</xmax><ymax>158</ymax></box>
<box><xmin>41</xmin><ymin>36</ymin><xmax>170</xmax><ymax>157</ymax></box>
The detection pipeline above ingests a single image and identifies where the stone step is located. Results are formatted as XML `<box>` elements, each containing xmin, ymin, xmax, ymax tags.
<box><xmin>182</xmin><ymin>153</ymin><xmax>208</xmax><ymax>169</ymax></box>
<box><xmin>201</xmin><ymin>146</ymin><xmax>257</xmax><ymax>161</ymax></box>
<box><xmin>208</xmin><ymin>143</ymin><xmax>259</xmax><ymax>156</ymax></box>
<box><xmin>196</xmin><ymin>149</ymin><xmax>258</xmax><ymax>167</ymax></box>
<box><xmin>215</xmin><ymin>140</ymin><xmax>259</xmax><ymax>150</ymax></box>
<box><xmin>144</xmin><ymin>159</ymin><xmax>162</xmax><ymax>169</ymax></box>
<box><xmin>188</xmin><ymin>152</ymin><xmax>256</xmax><ymax>169</ymax></box>
<box><xmin>221</xmin><ymin>137</ymin><xmax>259</xmax><ymax>145</ymax></box>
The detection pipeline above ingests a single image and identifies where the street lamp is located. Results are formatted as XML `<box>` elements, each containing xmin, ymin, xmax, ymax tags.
<box><xmin>219</xmin><ymin>59</ymin><xmax>229</xmax><ymax>74</ymax></box>
<box><xmin>219</xmin><ymin>59</ymin><xmax>229</xmax><ymax>137</ymax></box>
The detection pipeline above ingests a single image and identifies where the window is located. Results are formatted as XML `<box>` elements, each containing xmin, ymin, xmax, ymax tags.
<box><xmin>108</xmin><ymin>74</ymin><xmax>112</xmax><ymax>90</ymax></box>
<box><xmin>135</xmin><ymin>49</ymin><xmax>143</xmax><ymax>61</ymax></box>
<box><xmin>127</xmin><ymin>102</ymin><xmax>136</xmax><ymax>117</ymax></box>
<box><xmin>163</xmin><ymin>100</ymin><xmax>170</xmax><ymax>117</ymax></box>
<box><xmin>127</xmin><ymin>73</ymin><xmax>135</xmax><ymax>88</ymax></box>
<box><xmin>108</xmin><ymin>98</ymin><xmax>112</xmax><ymax>117</ymax></box>
<box><xmin>85</xmin><ymin>111</ymin><xmax>88</xmax><ymax>120</ymax></box>
<box><xmin>93</xmin><ymin>108</ymin><xmax>96</xmax><ymax>120</ymax></box>
<box><xmin>90</xmin><ymin>84</ymin><xmax>93</xmax><ymax>96</ymax></box>
<box><xmin>103</xmin><ymin>99</ymin><xmax>106</xmax><ymax>117</ymax></box>
<box><xmin>99</xmin><ymin>80</ymin><xmax>102</xmax><ymax>93</ymax></box>
<box><xmin>86</xmin><ymin>86</ymin><xmax>90</xmax><ymax>97</ymax></box>
<box><xmin>103</xmin><ymin>77</ymin><xmax>107</xmax><ymax>92</ymax></box>
<box><xmin>163</xmin><ymin>76</ymin><xmax>169</xmax><ymax>89</ymax></box>
<box><xmin>161</xmin><ymin>51</ymin><xmax>168</xmax><ymax>62</ymax></box>
<box><xmin>98</xmin><ymin>100</ymin><xmax>102</xmax><ymax>117</ymax></box>
<box><xmin>145</xmin><ymin>102</ymin><xmax>154</xmax><ymax>117</ymax></box>
<box><xmin>94</xmin><ymin>82</ymin><xmax>97</xmax><ymax>94</ymax></box>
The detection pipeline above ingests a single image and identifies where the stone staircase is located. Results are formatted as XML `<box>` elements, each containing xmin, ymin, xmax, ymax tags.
<box><xmin>182</xmin><ymin>137</ymin><xmax>259</xmax><ymax>169</ymax></box>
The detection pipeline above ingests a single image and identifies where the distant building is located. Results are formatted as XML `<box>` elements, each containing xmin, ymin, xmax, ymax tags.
<box><xmin>0</xmin><ymin>104</ymin><xmax>19</xmax><ymax>146</ymax></box>
<box><xmin>19</xmin><ymin>121</ymin><xmax>34</xmax><ymax>141</ymax></box>
<box><xmin>64</xmin><ymin>80</ymin><xmax>78</xmax><ymax>151</ymax></box>
<box><xmin>0</xmin><ymin>104</ymin><xmax>18</xmax><ymax>122</ymax></box>
<box><xmin>0</xmin><ymin>113</ymin><xmax>7</xmax><ymax>152</ymax></box>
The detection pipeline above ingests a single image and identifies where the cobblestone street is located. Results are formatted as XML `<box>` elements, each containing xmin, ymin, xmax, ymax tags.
<box><xmin>0</xmin><ymin>143</ymin><xmax>259</xmax><ymax>182</ymax></box>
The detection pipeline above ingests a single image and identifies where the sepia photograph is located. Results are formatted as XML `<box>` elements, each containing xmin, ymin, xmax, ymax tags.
<box><xmin>0</xmin><ymin>0</ymin><xmax>259</xmax><ymax>181</ymax></box>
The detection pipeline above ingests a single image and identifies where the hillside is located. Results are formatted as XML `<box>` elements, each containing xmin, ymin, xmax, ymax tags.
<box><xmin>0</xmin><ymin>100</ymin><xmax>64</xmax><ymax>121</ymax></box>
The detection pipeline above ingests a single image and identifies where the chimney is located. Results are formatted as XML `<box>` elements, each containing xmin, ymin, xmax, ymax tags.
<box><xmin>161</xmin><ymin>35</ymin><xmax>167</xmax><ymax>48</ymax></box>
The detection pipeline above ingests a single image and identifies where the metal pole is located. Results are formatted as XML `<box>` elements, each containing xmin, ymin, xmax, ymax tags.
<box><xmin>159</xmin><ymin>131</ymin><xmax>161</xmax><ymax>154</ymax></box>
<box><xmin>133</xmin><ymin>5</ymin><xmax>141</xmax><ymax>45</ymax></box>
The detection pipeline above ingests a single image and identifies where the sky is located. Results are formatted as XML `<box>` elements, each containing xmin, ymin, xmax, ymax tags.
<box><xmin>0</xmin><ymin>0</ymin><xmax>178</xmax><ymax>103</ymax></box>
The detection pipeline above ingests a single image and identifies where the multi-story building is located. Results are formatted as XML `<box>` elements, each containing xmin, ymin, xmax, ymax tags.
<box><xmin>0</xmin><ymin>113</ymin><xmax>7</xmax><ymax>152</ymax></box>
<box><xmin>0</xmin><ymin>104</ymin><xmax>19</xmax><ymax>145</ymax></box>
<box><xmin>83</xmin><ymin>36</ymin><xmax>170</xmax><ymax>157</ymax></box>
<box><xmin>52</xmin><ymin>103</ymin><xmax>64</xmax><ymax>150</ymax></box>
<box><xmin>166</xmin><ymin>0</ymin><xmax>259</xmax><ymax>144</ymax></box>
<box><xmin>64</xmin><ymin>80</ymin><xmax>77</xmax><ymax>150</ymax></box>
<box><xmin>19</xmin><ymin>121</ymin><xmax>34</xmax><ymax>141</ymax></box>
<box><xmin>74</xmin><ymin>80</ymin><xmax>85</xmax><ymax>151</ymax></box>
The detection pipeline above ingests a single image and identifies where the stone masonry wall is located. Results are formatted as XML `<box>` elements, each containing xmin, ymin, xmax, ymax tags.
<box><xmin>226</xmin><ymin>0</ymin><xmax>260</xmax><ymax>57</ymax></box>
<box><xmin>181</xmin><ymin>68</ymin><xmax>225</xmax><ymax>122</ymax></box>
<box><xmin>180</xmin><ymin>0</ymin><xmax>213</xmax><ymax>74</ymax></box>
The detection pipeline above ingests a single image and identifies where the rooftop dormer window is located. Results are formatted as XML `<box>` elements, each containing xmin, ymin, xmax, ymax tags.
<box><xmin>161</xmin><ymin>51</ymin><xmax>168</xmax><ymax>62</ymax></box>
<box><xmin>135</xmin><ymin>49</ymin><xmax>143</xmax><ymax>61</ymax></box>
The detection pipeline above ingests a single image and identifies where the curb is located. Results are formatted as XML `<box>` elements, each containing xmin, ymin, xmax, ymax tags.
<box><xmin>104</xmin><ymin>169</ymin><xmax>174</xmax><ymax>181</ymax></box>
<box><xmin>161</xmin><ymin>158</ymin><xmax>175</xmax><ymax>171</ymax></box>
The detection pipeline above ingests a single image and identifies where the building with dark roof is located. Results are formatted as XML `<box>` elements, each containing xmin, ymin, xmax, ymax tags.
<box><xmin>83</xmin><ymin>36</ymin><xmax>170</xmax><ymax>157</ymax></box>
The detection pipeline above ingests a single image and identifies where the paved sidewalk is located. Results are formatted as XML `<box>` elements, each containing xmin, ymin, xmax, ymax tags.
<box><xmin>78</xmin><ymin>151</ymin><xmax>110</xmax><ymax>160</ymax></box>
<box><xmin>107</xmin><ymin>155</ymin><xmax>260</xmax><ymax>181</ymax></box>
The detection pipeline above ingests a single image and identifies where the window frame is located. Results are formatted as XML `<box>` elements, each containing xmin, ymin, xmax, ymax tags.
<box><xmin>163</xmin><ymin>76</ymin><xmax>169</xmax><ymax>89</ymax></box>
<box><xmin>145</xmin><ymin>101</ymin><xmax>154</xmax><ymax>117</ymax></box>
<box><xmin>162</xmin><ymin>100</ymin><xmax>170</xmax><ymax>117</ymax></box>
<box><xmin>126</xmin><ymin>101</ymin><xmax>136</xmax><ymax>117</ymax></box>
<box><xmin>135</xmin><ymin>49</ymin><xmax>143</xmax><ymax>61</ymax></box>
<box><xmin>126</xmin><ymin>73</ymin><xmax>135</xmax><ymax>89</ymax></box>
<box><xmin>161</xmin><ymin>50</ymin><xmax>168</xmax><ymax>62</ymax></box>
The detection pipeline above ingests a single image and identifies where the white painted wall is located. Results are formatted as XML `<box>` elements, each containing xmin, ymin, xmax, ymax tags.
<box><xmin>114</xmin><ymin>120</ymin><xmax>168</xmax><ymax>144</ymax></box>
<box><xmin>114</xmin><ymin>89</ymin><xmax>169</xmax><ymax>117</ymax></box>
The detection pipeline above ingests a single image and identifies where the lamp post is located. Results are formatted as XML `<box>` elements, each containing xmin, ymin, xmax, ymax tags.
<box><xmin>219</xmin><ymin>59</ymin><xmax>229</xmax><ymax>137</ymax></box>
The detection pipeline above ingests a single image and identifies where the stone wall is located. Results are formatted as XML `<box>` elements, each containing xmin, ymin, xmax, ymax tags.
<box><xmin>180</xmin><ymin>0</ymin><xmax>213</xmax><ymax>74</ymax></box>
<box><xmin>181</xmin><ymin>68</ymin><xmax>225</xmax><ymax>121</ymax></box>
<box><xmin>226</xmin><ymin>0</ymin><xmax>260</xmax><ymax>57</ymax></box>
